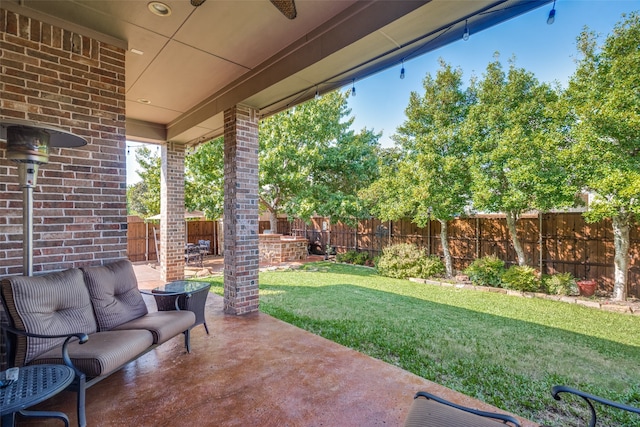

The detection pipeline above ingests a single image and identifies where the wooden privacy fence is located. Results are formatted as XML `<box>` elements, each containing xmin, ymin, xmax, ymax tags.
<box><xmin>127</xmin><ymin>216</ymin><xmax>221</xmax><ymax>263</ymax></box>
<box><xmin>288</xmin><ymin>213</ymin><xmax>640</xmax><ymax>298</ymax></box>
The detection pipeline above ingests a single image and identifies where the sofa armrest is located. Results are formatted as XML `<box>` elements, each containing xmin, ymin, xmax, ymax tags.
<box><xmin>552</xmin><ymin>385</ymin><xmax>640</xmax><ymax>427</ymax></box>
<box><xmin>1</xmin><ymin>323</ymin><xmax>89</xmax><ymax>376</ymax></box>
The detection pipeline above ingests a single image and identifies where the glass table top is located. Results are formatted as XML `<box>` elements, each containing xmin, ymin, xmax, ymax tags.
<box><xmin>152</xmin><ymin>280</ymin><xmax>211</xmax><ymax>294</ymax></box>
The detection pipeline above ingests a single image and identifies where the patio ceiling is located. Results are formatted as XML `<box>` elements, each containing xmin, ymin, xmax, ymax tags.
<box><xmin>3</xmin><ymin>0</ymin><xmax>551</xmax><ymax>146</ymax></box>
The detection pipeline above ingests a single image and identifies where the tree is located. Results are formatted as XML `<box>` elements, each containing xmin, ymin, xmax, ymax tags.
<box><xmin>464</xmin><ymin>57</ymin><xmax>578</xmax><ymax>266</ymax></box>
<box><xmin>362</xmin><ymin>60</ymin><xmax>473</xmax><ymax>277</ymax></box>
<box><xmin>127</xmin><ymin>146</ymin><xmax>161</xmax><ymax>218</ymax></box>
<box><xmin>300</xmin><ymin>126</ymin><xmax>381</xmax><ymax>226</ymax></box>
<box><xmin>565</xmin><ymin>13</ymin><xmax>640</xmax><ymax>300</ymax></box>
<box><xmin>185</xmin><ymin>137</ymin><xmax>225</xmax><ymax>220</ymax></box>
<box><xmin>127</xmin><ymin>181</ymin><xmax>151</xmax><ymax>216</ymax></box>
<box><xmin>259</xmin><ymin>90</ymin><xmax>380</xmax><ymax>231</ymax></box>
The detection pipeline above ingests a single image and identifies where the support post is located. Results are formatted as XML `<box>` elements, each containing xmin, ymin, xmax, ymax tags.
<box><xmin>223</xmin><ymin>105</ymin><xmax>260</xmax><ymax>315</ymax></box>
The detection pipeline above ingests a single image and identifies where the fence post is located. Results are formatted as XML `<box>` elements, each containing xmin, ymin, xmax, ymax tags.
<box><xmin>539</xmin><ymin>212</ymin><xmax>543</xmax><ymax>275</ymax></box>
<box><xmin>475</xmin><ymin>217</ymin><xmax>480</xmax><ymax>259</ymax></box>
<box><xmin>427</xmin><ymin>218</ymin><xmax>431</xmax><ymax>256</ymax></box>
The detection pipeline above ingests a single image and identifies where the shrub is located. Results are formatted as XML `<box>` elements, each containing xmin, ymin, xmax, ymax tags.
<box><xmin>502</xmin><ymin>265</ymin><xmax>540</xmax><ymax>292</ymax></box>
<box><xmin>542</xmin><ymin>272</ymin><xmax>578</xmax><ymax>295</ymax></box>
<box><xmin>336</xmin><ymin>251</ymin><xmax>354</xmax><ymax>263</ymax></box>
<box><xmin>422</xmin><ymin>255</ymin><xmax>446</xmax><ymax>278</ymax></box>
<box><xmin>376</xmin><ymin>243</ymin><xmax>444</xmax><ymax>279</ymax></box>
<box><xmin>464</xmin><ymin>255</ymin><xmax>505</xmax><ymax>287</ymax></box>
<box><xmin>376</xmin><ymin>244</ymin><xmax>424</xmax><ymax>279</ymax></box>
<box><xmin>336</xmin><ymin>250</ymin><xmax>371</xmax><ymax>266</ymax></box>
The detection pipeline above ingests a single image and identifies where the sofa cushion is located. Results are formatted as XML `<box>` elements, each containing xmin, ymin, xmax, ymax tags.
<box><xmin>31</xmin><ymin>329</ymin><xmax>154</xmax><ymax>378</ymax></box>
<box><xmin>113</xmin><ymin>311</ymin><xmax>195</xmax><ymax>344</ymax></box>
<box><xmin>81</xmin><ymin>260</ymin><xmax>148</xmax><ymax>331</ymax></box>
<box><xmin>1</xmin><ymin>268</ymin><xmax>97</xmax><ymax>365</ymax></box>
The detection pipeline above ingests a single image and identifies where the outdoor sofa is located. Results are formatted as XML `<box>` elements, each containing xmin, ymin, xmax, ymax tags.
<box><xmin>0</xmin><ymin>259</ymin><xmax>195</xmax><ymax>427</ymax></box>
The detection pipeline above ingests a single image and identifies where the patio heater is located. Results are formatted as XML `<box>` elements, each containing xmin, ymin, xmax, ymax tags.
<box><xmin>0</xmin><ymin>119</ymin><xmax>87</xmax><ymax>276</ymax></box>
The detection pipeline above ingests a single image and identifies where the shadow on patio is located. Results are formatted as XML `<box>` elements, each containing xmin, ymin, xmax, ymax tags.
<box><xmin>17</xmin><ymin>264</ymin><xmax>537</xmax><ymax>427</ymax></box>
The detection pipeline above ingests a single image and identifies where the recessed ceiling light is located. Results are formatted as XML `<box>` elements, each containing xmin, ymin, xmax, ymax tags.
<box><xmin>148</xmin><ymin>2</ymin><xmax>172</xmax><ymax>16</ymax></box>
<box><xmin>137</xmin><ymin>99</ymin><xmax>151</xmax><ymax>104</ymax></box>
<box><xmin>130</xmin><ymin>48</ymin><xmax>144</xmax><ymax>55</ymax></box>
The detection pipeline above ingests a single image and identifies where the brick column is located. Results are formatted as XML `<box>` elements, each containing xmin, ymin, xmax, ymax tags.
<box><xmin>160</xmin><ymin>141</ymin><xmax>186</xmax><ymax>282</ymax></box>
<box><xmin>223</xmin><ymin>105</ymin><xmax>259</xmax><ymax>314</ymax></box>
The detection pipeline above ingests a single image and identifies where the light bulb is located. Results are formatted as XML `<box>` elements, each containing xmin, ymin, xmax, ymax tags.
<box><xmin>351</xmin><ymin>80</ymin><xmax>356</xmax><ymax>96</ymax></box>
<box><xmin>400</xmin><ymin>61</ymin><xmax>405</xmax><ymax>79</ymax></box>
<box><xmin>547</xmin><ymin>0</ymin><xmax>556</xmax><ymax>25</ymax></box>
<box><xmin>463</xmin><ymin>20</ymin><xmax>470</xmax><ymax>41</ymax></box>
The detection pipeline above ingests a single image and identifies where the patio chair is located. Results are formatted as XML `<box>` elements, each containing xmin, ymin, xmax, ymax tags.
<box><xmin>198</xmin><ymin>240</ymin><xmax>211</xmax><ymax>257</ymax></box>
<box><xmin>404</xmin><ymin>391</ymin><xmax>521</xmax><ymax>427</ymax></box>
<box><xmin>185</xmin><ymin>244</ymin><xmax>202</xmax><ymax>266</ymax></box>
<box><xmin>551</xmin><ymin>385</ymin><xmax>640</xmax><ymax>426</ymax></box>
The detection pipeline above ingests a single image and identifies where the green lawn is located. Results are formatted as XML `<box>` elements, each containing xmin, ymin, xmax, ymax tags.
<box><xmin>205</xmin><ymin>262</ymin><xmax>640</xmax><ymax>426</ymax></box>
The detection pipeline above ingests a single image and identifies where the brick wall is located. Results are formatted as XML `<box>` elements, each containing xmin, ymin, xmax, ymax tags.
<box><xmin>0</xmin><ymin>9</ymin><xmax>127</xmax><ymax>275</ymax></box>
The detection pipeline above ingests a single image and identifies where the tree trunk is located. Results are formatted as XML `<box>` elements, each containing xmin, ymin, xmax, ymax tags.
<box><xmin>268</xmin><ymin>209</ymin><xmax>278</xmax><ymax>233</ymax></box>
<box><xmin>611</xmin><ymin>215</ymin><xmax>630</xmax><ymax>301</ymax></box>
<box><xmin>505</xmin><ymin>211</ymin><xmax>526</xmax><ymax>266</ymax></box>
<box><xmin>439</xmin><ymin>219</ymin><xmax>453</xmax><ymax>277</ymax></box>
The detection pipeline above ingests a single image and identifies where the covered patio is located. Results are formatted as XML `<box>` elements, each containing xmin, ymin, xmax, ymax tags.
<box><xmin>14</xmin><ymin>264</ymin><xmax>536</xmax><ymax>426</ymax></box>
<box><xmin>2</xmin><ymin>1</ymin><xmax>550</xmax><ymax>425</ymax></box>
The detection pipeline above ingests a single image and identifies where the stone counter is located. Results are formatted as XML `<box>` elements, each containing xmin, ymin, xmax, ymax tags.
<box><xmin>259</xmin><ymin>234</ymin><xmax>308</xmax><ymax>265</ymax></box>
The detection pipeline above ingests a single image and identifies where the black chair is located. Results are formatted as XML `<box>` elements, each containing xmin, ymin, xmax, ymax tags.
<box><xmin>404</xmin><ymin>391</ymin><xmax>521</xmax><ymax>427</ymax></box>
<box><xmin>198</xmin><ymin>239</ymin><xmax>211</xmax><ymax>257</ymax></box>
<box><xmin>552</xmin><ymin>385</ymin><xmax>640</xmax><ymax>427</ymax></box>
<box><xmin>185</xmin><ymin>244</ymin><xmax>202</xmax><ymax>266</ymax></box>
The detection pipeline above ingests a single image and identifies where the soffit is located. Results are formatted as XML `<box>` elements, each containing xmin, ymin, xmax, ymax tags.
<box><xmin>1</xmin><ymin>0</ymin><xmax>551</xmax><ymax>145</ymax></box>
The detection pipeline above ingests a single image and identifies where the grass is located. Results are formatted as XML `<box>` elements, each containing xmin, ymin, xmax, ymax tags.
<box><xmin>204</xmin><ymin>262</ymin><xmax>640</xmax><ymax>426</ymax></box>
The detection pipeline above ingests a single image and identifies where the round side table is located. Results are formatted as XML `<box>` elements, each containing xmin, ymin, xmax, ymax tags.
<box><xmin>1</xmin><ymin>364</ymin><xmax>75</xmax><ymax>427</ymax></box>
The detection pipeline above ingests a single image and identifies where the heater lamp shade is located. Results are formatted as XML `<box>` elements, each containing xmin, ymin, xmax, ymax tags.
<box><xmin>6</xmin><ymin>126</ymin><xmax>51</xmax><ymax>164</ymax></box>
<box><xmin>2</xmin><ymin>120</ymin><xmax>86</xmax><ymax>165</ymax></box>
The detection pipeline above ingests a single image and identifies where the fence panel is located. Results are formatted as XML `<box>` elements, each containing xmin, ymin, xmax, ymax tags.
<box><xmin>131</xmin><ymin>214</ymin><xmax>639</xmax><ymax>298</ymax></box>
<box><xmin>285</xmin><ymin>213</ymin><xmax>639</xmax><ymax>298</ymax></box>
<box><xmin>127</xmin><ymin>219</ymin><xmax>220</xmax><ymax>262</ymax></box>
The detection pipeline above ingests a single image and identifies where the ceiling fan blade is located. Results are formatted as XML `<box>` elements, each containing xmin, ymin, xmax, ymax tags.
<box><xmin>270</xmin><ymin>0</ymin><xmax>297</xmax><ymax>19</ymax></box>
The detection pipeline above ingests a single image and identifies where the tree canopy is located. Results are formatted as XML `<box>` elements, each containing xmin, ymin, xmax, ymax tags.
<box><xmin>185</xmin><ymin>137</ymin><xmax>225</xmax><ymax>220</ymax></box>
<box><xmin>464</xmin><ymin>57</ymin><xmax>578</xmax><ymax>266</ymax></box>
<box><xmin>126</xmin><ymin>146</ymin><xmax>160</xmax><ymax>217</ymax></box>
<box><xmin>564</xmin><ymin>12</ymin><xmax>640</xmax><ymax>299</ymax></box>
<box><xmin>361</xmin><ymin>60</ymin><xmax>474</xmax><ymax>276</ymax></box>
<box><xmin>259</xmin><ymin>90</ymin><xmax>380</xmax><ymax>229</ymax></box>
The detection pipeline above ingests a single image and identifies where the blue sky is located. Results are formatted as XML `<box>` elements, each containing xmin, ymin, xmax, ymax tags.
<box><xmin>347</xmin><ymin>0</ymin><xmax>638</xmax><ymax>148</ymax></box>
<box><xmin>127</xmin><ymin>0</ymin><xmax>638</xmax><ymax>184</ymax></box>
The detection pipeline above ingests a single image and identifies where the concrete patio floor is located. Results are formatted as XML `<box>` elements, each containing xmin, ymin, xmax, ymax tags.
<box><xmin>17</xmin><ymin>262</ymin><xmax>537</xmax><ymax>427</ymax></box>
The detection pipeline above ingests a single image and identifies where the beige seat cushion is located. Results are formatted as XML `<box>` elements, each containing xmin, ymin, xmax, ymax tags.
<box><xmin>1</xmin><ymin>268</ymin><xmax>97</xmax><ymax>366</ymax></box>
<box><xmin>31</xmin><ymin>329</ymin><xmax>154</xmax><ymax>378</ymax></box>
<box><xmin>81</xmin><ymin>260</ymin><xmax>148</xmax><ymax>331</ymax></box>
<box><xmin>404</xmin><ymin>395</ymin><xmax>516</xmax><ymax>427</ymax></box>
<box><xmin>113</xmin><ymin>311</ymin><xmax>195</xmax><ymax>344</ymax></box>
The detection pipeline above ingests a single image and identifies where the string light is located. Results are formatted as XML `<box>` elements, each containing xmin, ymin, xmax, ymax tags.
<box><xmin>547</xmin><ymin>0</ymin><xmax>556</xmax><ymax>25</ymax></box>
<box><xmin>315</xmin><ymin>86</ymin><xmax>320</xmax><ymax>99</ymax></box>
<box><xmin>400</xmin><ymin>60</ymin><xmax>405</xmax><ymax>80</ymax></box>
<box><xmin>351</xmin><ymin>79</ymin><xmax>356</xmax><ymax>96</ymax></box>
<box><xmin>463</xmin><ymin>19</ymin><xmax>470</xmax><ymax>41</ymax></box>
